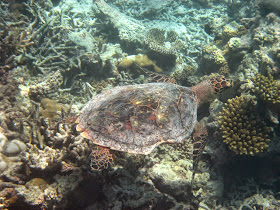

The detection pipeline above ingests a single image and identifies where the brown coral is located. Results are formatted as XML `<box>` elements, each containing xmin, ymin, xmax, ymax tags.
<box><xmin>251</xmin><ymin>73</ymin><xmax>280</xmax><ymax>104</ymax></box>
<box><xmin>219</xmin><ymin>95</ymin><xmax>272</xmax><ymax>155</ymax></box>
<box><xmin>202</xmin><ymin>44</ymin><xmax>230</xmax><ymax>76</ymax></box>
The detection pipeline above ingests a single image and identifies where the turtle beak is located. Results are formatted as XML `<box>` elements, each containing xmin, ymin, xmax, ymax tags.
<box><xmin>81</xmin><ymin>130</ymin><xmax>91</xmax><ymax>139</ymax></box>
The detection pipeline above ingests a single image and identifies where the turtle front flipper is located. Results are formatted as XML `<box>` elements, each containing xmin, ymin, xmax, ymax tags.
<box><xmin>90</xmin><ymin>146</ymin><xmax>113</xmax><ymax>171</ymax></box>
<box><xmin>132</xmin><ymin>62</ymin><xmax>177</xmax><ymax>84</ymax></box>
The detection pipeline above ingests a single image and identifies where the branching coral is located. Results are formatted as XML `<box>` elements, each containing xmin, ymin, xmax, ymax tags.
<box><xmin>251</xmin><ymin>73</ymin><xmax>280</xmax><ymax>104</ymax></box>
<box><xmin>145</xmin><ymin>28</ymin><xmax>184</xmax><ymax>55</ymax></box>
<box><xmin>219</xmin><ymin>95</ymin><xmax>272</xmax><ymax>155</ymax></box>
<box><xmin>22</xmin><ymin>144</ymin><xmax>65</xmax><ymax>170</ymax></box>
<box><xmin>0</xmin><ymin>2</ymin><xmax>33</xmax><ymax>74</ymax></box>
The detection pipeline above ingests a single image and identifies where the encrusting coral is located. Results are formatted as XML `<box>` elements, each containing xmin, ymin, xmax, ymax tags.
<box><xmin>39</xmin><ymin>98</ymin><xmax>68</xmax><ymax>121</ymax></box>
<box><xmin>251</xmin><ymin>73</ymin><xmax>280</xmax><ymax>104</ymax></box>
<box><xmin>218</xmin><ymin>95</ymin><xmax>272</xmax><ymax>155</ymax></box>
<box><xmin>202</xmin><ymin>44</ymin><xmax>230</xmax><ymax>76</ymax></box>
<box><xmin>222</xmin><ymin>21</ymin><xmax>247</xmax><ymax>39</ymax></box>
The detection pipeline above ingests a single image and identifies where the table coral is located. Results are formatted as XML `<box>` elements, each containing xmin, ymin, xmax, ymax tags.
<box><xmin>218</xmin><ymin>95</ymin><xmax>272</xmax><ymax>155</ymax></box>
<box><xmin>145</xmin><ymin>28</ymin><xmax>184</xmax><ymax>55</ymax></box>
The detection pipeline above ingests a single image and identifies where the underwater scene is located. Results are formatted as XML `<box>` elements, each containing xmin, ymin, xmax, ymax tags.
<box><xmin>0</xmin><ymin>0</ymin><xmax>280</xmax><ymax>209</ymax></box>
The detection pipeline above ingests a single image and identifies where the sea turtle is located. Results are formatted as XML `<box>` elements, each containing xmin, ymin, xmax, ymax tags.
<box><xmin>76</xmin><ymin>74</ymin><xmax>232</xmax><ymax>161</ymax></box>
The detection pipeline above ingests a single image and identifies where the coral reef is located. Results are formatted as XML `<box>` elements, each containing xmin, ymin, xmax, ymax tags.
<box><xmin>218</xmin><ymin>95</ymin><xmax>272</xmax><ymax>155</ymax></box>
<box><xmin>29</xmin><ymin>71</ymin><xmax>63</xmax><ymax>100</ymax></box>
<box><xmin>222</xmin><ymin>21</ymin><xmax>247</xmax><ymax>40</ymax></box>
<box><xmin>0</xmin><ymin>2</ymin><xmax>33</xmax><ymax>78</ymax></box>
<box><xmin>39</xmin><ymin>98</ymin><xmax>68</xmax><ymax>120</ymax></box>
<box><xmin>96</xmin><ymin>0</ymin><xmax>146</xmax><ymax>44</ymax></box>
<box><xmin>251</xmin><ymin>73</ymin><xmax>280</xmax><ymax>104</ymax></box>
<box><xmin>145</xmin><ymin>28</ymin><xmax>184</xmax><ymax>55</ymax></box>
<box><xmin>237</xmin><ymin>12</ymin><xmax>280</xmax><ymax>79</ymax></box>
<box><xmin>22</xmin><ymin>145</ymin><xmax>65</xmax><ymax>170</ymax></box>
<box><xmin>0</xmin><ymin>0</ymin><xmax>279</xmax><ymax>209</ymax></box>
<box><xmin>201</xmin><ymin>44</ymin><xmax>230</xmax><ymax>76</ymax></box>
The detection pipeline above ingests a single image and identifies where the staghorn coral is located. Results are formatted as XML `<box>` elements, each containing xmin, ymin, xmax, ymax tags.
<box><xmin>218</xmin><ymin>95</ymin><xmax>272</xmax><ymax>155</ymax></box>
<box><xmin>0</xmin><ymin>2</ymin><xmax>33</xmax><ymax>76</ymax></box>
<box><xmin>145</xmin><ymin>28</ymin><xmax>184</xmax><ymax>55</ymax></box>
<box><xmin>251</xmin><ymin>73</ymin><xmax>280</xmax><ymax>104</ymax></box>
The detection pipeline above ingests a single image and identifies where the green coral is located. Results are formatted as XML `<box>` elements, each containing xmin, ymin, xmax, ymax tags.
<box><xmin>222</xmin><ymin>21</ymin><xmax>247</xmax><ymax>39</ymax></box>
<box><xmin>228</xmin><ymin>37</ymin><xmax>242</xmax><ymax>51</ymax></box>
<box><xmin>219</xmin><ymin>95</ymin><xmax>272</xmax><ymax>155</ymax></box>
<box><xmin>251</xmin><ymin>73</ymin><xmax>280</xmax><ymax>104</ymax></box>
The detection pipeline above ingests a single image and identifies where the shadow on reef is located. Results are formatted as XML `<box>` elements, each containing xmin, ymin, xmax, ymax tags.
<box><xmin>220</xmin><ymin>155</ymin><xmax>280</xmax><ymax>201</ymax></box>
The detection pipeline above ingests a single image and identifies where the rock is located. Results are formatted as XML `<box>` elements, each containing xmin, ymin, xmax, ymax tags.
<box><xmin>0</xmin><ymin>132</ymin><xmax>8</xmax><ymax>152</ymax></box>
<box><xmin>4</xmin><ymin>140</ymin><xmax>27</xmax><ymax>156</ymax></box>
<box><xmin>0</xmin><ymin>154</ymin><xmax>8</xmax><ymax>172</ymax></box>
<box><xmin>148</xmin><ymin>159</ymin><xmax>193</xmax><ymax>201</ymax></box>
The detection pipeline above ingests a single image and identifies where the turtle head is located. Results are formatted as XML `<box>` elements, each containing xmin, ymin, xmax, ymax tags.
<box><xmin>209</xmin><ymin>75</ymin><xmax>232</xmax><ymax>94</ymax></box>
<box><xmin>191</xmin><ymin>75</ymin><xmax>233</xmax><ymax>106</ymax></box>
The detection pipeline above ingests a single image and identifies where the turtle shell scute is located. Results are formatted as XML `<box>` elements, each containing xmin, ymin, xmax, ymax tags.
<box><xmin>76</xmin><ymin>83</ymin><xmax>198</xmax><ymax>155</ymax></box>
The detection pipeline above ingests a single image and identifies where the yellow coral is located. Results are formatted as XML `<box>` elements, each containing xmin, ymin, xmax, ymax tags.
<box><xmin>39</xmin><ymin>98</ymin><xmax>68</xmax><ymax>120</ymax></box>
<box><xmin>222</xmin><ymin>21</ymin><xmax>247</xmax><ymax>39</ymax></box>
<box><xmin>202</xmin><ymin>44</ymin><xmax>230</xmax><ymax>76</ymax></box>
<box><xmin>118</xmin><ymin>54</ymin><xmax>162</xmax><ymax>73</ymax></box>
<box><xmin>251</xmin><ymin>73</ymin><xmax>280</xmax><ymax>104</ymax></box>
<box><xmin>219</xmin><ymin>95</ymin><xmax>272</xmax><ymax>155</ymax></box>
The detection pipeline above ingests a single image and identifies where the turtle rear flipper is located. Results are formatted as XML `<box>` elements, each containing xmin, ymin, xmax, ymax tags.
<box><xmin>192</xmin><ymin>122</ymin><xmax>208</xmax><ymax>184</ymax></box>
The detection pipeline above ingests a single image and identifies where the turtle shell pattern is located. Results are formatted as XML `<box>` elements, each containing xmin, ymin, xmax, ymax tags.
<box><xmin>76</xmin><ymin>83</ymin><xmax>198</xmax><ymax>155</ymax></box>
